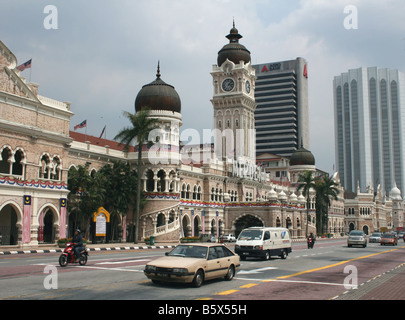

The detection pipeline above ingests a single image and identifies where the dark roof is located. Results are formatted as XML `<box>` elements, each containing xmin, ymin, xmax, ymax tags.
<box><xmin>289</xmin><ymin>144</ymin><xmax>315</xmax><ymax>166</ymax></box>
<box><xmin>135</xmin><ymin>64</ymin><xmax>181</xmax><ymax>113</ymax></box>
<box><xmin>217</xmin><ymin>24</ymin><xmax>251</xmax><ymax>67</ymax></box>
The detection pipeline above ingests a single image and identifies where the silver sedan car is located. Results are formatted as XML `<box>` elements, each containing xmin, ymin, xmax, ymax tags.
<box><xmin>347</xmin><ymin>230</ymin><xmax>367</xmax><ymax>247</ymax></box>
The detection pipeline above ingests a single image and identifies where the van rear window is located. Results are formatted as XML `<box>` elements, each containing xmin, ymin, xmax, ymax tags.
<box><xmin>238</xmin><ymin>230</ymin><xmax>263</xmax><ymax>240</ymax></box>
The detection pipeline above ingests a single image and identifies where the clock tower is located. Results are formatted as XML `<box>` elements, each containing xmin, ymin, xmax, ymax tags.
<box><xmin>211</xmin><ymin>23</ymin><xmax>257</xmax><ymax>164</ymax></box>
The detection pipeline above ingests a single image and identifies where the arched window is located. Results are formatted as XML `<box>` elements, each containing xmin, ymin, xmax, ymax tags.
<box><xmin>50</xmin><ymin>156</ymin><xmax>61</xmax><ymax>180</ymax></box>
<box><xmin>39</xmin><ymin>154</ymin><xmax>51</xmax><ymax>179</ymax></box>
<box><xmin>12</xmin><ymin>149</ymin><xmax>25</xmax><ymax>176</ymax></box>
<box><xmin>0</xmin><ymin>147</ymin><xmax>12</xmax><ymax>174</ymax></box>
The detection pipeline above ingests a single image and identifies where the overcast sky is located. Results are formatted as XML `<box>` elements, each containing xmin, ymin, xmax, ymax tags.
<box><xmin>1</xmin><ymin>0</ymin><xmax>405</xmax><ymax>173</ymax></box>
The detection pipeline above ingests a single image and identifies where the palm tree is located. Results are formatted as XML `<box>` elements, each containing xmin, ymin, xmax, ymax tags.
<box><xmin>314</xmin><ymin>175</ymin><xmax>340</xmax><ymax>235</ymax></box>
<box><xmin>114</xmin><ymin>109</ymin><xmax>158</xmax><ymax>243</ymax></box>
<box><xmin>296</xmin><ymin>170</ymin><xmax>316</xmax><ymax>237</ymax></box>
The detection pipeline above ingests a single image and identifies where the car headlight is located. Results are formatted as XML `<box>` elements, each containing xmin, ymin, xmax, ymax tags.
<box><xmin>235</xmin><ymin>245</ymin><xmax>240</xmax><ymax>250</ymax></box>
<box><xmin>145</xmin><ymin>265</ymin><xmax>156</xmax><ymax>271</ymax></box>
<box><xmin>172</xmin><ymin>268</ymin><xmax>188</xmax><ymax>274</ymax></box>
<box><xmin>254</xmin><ymin>245</ymin><xmax>263</xmax><ymax>250</ymax></box>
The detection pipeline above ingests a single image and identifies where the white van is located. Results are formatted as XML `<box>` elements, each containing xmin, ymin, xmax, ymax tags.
<box><xmin>235</xmin><ymin>227</ymin><xmax>292</xmax><ymax>260</ymax></box>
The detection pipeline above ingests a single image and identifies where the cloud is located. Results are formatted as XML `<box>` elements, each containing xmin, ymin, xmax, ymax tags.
<box><xmin>1</xmin><ymin>0</ymin><xmax>404</xmax><ymax>172</ymax></box>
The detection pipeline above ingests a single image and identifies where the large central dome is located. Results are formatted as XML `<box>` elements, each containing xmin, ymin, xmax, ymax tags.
<box><xmin>217</xmin><ymin>22</ymin><xmax>251</xmax><ymax>67</ymax></box>
<box><xmin>135</xmin><ymin>64</ymin><xmax>181</xmax><ymax>113</ymax></box>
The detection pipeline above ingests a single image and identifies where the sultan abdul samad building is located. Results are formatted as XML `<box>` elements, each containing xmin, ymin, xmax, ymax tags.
<box><xmin>0</xmin><ymin>25</ymin><xmax>400</xmax><ymax>246</ymax></box>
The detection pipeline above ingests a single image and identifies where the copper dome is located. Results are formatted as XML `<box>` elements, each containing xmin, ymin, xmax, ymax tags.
<box><xmin>289</xmin><ymin>143</ymin><xmax>315</xmax><ymax>166</ymax></box>
<box><xmin>217</xmin><ymin>23</ymin><xmax>251</xmax><ymax>67</ymax></box>
<box><xmin>135</xmin><ymin>64</ymin><xmax>181</xmax><ymax>113</ymax></box>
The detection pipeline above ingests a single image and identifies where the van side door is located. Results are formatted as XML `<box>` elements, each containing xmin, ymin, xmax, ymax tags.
<box><xmin>263</xmin><ymin>231</ymin><xmax>271</xmax><ymax>250</ymax></box>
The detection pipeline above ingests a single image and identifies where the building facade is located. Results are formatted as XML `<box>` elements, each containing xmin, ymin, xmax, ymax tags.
<box><xmin>334</xmin><ymin>67</ymin><xmax>405</xmax><ymax>196</ymax></box>
<box><xmin>253</xmin><ymin>58</ymin><xmax>310</xmax><ymax>158</ymax></box>
<box><xmin>0</xmin><ymin>28</ymin><xmax>341</xmax><ymax>247</ymax></box>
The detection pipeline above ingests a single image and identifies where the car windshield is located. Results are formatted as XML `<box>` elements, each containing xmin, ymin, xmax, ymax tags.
<box><xmin>350</xmin><ymin>231</ymin><xmax>363</xmax><ymax>236</ymax></box>
<box><xmin>371</xmin><ymin>233</ymin><xmax>381</xmax><ymax>236</ymax></box>
<box><xmin>167</xmin><ymin>245</ymin><xmax>208</xmax><ymax>259</ymax></box>
<box><xmin>238</xmin><ymin>230</ymin><xmax>263</xmax><ymax>240</ymax></box>
<box><xmin>383</xmin><ymin>234</ymin><xmax>394</xmax><ymax>238</ymax></box>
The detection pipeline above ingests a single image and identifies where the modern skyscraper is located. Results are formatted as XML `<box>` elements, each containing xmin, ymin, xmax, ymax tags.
<box><xmin>333</xmin><ymin>67</ymin><xmax>405</xmax><ymax>195</ymax></box>
<box><xmin>253</xmin><ymin>58</ymin><xmax>310</xmax><ymax>158</ymax></box>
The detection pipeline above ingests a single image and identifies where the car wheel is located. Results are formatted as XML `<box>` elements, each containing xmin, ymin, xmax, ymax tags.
<box><xmin>192</xmin><ymin>270</ymin><xmax>204</xmax><ymax>288</ymax></box>
<box><xmin>224</xmin><ymin>265</ymin><xmax>235</xmax><ymax>281</ymax></box>
<box><xmin>280</xmin><ymin>249</ymin><xmax>287</xmax><ymax>259</ymax></box>
<box><xmin>262</xmin><ymin>251</ymin><xmax>270</xmax><ymax>261</ymax></box>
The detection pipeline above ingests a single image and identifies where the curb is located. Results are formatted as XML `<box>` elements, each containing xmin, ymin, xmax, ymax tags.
<box><xmin>0</xmin><ymin>245</ymin><xmax>177</xmax><ymax>255</ymax></box>
<box><xmin>0</xmin><ymin>238</ymin><xmax>346</xmax><ymax>255</ymax></box>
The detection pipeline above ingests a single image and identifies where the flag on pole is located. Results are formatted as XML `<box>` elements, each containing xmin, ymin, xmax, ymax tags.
<box><xmin>16</xmin><ymin>59</ymin><xmax>32</xmax><ymax>72</ymax></box>
<box><xmin>99</xmin><ymin>125</ymin><xmax>106</xmax><ymax>139</ymax></box>
<box><xmin>74</xmin><ymin>120</ymin><xmax>87</xmax><ymax>130</ymax></box>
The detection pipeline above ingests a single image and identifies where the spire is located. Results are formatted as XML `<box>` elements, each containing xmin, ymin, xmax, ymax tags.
<box><xmin>226</xmin><ymin>20</ymin><xmax>242</xmax><ymax>43</ymax></box>
<box><xmin>156</xmin><ymin>60</ymin><xmax>161</xmax><ymax>79</ymax></box>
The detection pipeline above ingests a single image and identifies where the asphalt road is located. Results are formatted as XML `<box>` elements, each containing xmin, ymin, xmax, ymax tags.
<box><xmin>0</xmin><ymin>239</ymin><xmax>404</xmax><ymax>303</ymax></box>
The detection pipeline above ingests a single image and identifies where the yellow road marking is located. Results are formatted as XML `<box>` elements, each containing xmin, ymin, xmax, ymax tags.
<box><xmin>278</xmin><ymin>246</ymin><xmax>404</xmax><ymax>280</ymax></box>
<box><xmin>239</xmin><ymin>283</ymin><xmax>259</xmax><ymax>289</ymax></box>
<box><xmin>216</xmin><ymin>289</ymin><xmax>239</xmax><ymax>295</ymax></box>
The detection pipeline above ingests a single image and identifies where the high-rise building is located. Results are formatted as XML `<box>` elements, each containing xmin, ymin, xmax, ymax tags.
<box><xmin>333</xmin><ymin>67</ymin><xmax>405</xmax><ymax>195</ymax></box>
<box><xmin>253</xmin><ymin>58</ymin><xmax>310</xmax><ymax>158</ymax></box>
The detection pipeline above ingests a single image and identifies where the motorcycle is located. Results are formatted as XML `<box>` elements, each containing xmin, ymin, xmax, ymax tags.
<box><xmin>59</xmin><ymin>242</ymin><xmax>89</xmax><ymax>267</ymax></box>
<box><xmin>307</xmin><ymin>237</ymin><xmax>315</xmax><ymax>249</ymax></box>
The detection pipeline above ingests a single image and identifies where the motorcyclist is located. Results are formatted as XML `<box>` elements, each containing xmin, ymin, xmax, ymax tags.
<box><xmin>72</xmin><ymin>228</ymin><xmax>84</xmax><ymax>262</ymax></box>
<box><xmin>307</xmin><ymin>232</ymin><xmax>316</xmax><ymax>248</ymax></box>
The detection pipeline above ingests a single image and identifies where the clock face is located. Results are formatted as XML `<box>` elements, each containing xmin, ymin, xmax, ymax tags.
<box><xmin>245</xmin><ymin>80</ymin><xmax>251</xmax><ymax>93</ymax></box>
<box><xmin>222</xmin><ymin>78</ymin><xmax>235</xmax><ymax>92</ymax></box>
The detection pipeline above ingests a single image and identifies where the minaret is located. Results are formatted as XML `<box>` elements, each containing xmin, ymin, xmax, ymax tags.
<box><xmin>211</xmin><ymin>22</ymin><xmax>257</xmax><ymax>163</ymax></box>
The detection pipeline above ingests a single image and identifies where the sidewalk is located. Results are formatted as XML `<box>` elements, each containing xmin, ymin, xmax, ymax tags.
<box><xmin>332</xmin><ymin>261</ymin><xmax>405</xmax><ymax>300</ymax></box>
<box><xmin>0</xmin><ymin>242</ymin><xmax>177</xmax><ymax>255</ymax></box>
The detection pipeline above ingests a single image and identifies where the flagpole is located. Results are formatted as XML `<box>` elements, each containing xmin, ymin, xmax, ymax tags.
<box><xmin>29</xmin><ymin>59</ymin><xmax>32</xmax><ymax>82</ymax></box>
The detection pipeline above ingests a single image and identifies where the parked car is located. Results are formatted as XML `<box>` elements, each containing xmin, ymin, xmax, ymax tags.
<box><xmin>369</xmin><ymin>232</ymin><xmax>383</xmax><ymax>243</ymax></box>
<box><xmin>144</xmin><ymin>243</ymin><xmax>240</xmax><ymax>287</ymax></box>
<box><xmin>347</xmin><ymin>230</ymin><xmax>367</xmax><ymax>247</ymax></box>
<box><xmin>398</xmin><ymin>231</ymin><xmax>405</xmax><ymax>241</ymax></box>
<box><xmin>380</xmin><ymin>233</ymin><xmax>398</xmax><ymax>246</ymax></box>
<box><xmin>199</xmin><ymin>234</ymin><xmax>211</xmax><ymax>242</ymax></box>
<box><xmin>209</xmin><ymin>235</ymin><xmax>217</xmax><ymax>243</ymax></box>
<box><xmin>222</xmin><ymin>234</ymin><xmax>236</xmax><ymax>242</ymax></box>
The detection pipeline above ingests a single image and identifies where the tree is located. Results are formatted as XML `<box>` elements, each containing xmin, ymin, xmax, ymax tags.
<box><xmin>314</xmin><ymin>175</ymin><xmax>340</xmax><ymax>235</ymax></box>
<box><xmin>67</xmin><ymin>164</ymin><xmax>106</xmax><ymax>238</ymax></box>
<box><xmin>98</xmin><ymin>161</ymin><xmax>137</xmax><ymax>240</ymax></box>
<box><xmin>114</xmin><ymin>109</ymin><xmax>159</xmax><ymax>243</ymax></box>
<box><xmin>296</xmin><ymin>170</ymin><xmax>316</xmax><ymax>237</ymax></box>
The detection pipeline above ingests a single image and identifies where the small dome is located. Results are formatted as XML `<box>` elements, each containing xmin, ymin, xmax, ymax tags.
<box><xmin>278</xmin><ymin>190</ymin><xmax>287</xmax><ymax>202</ymax></box>
<box><xmin>268</xmin><ymin>188</ymin><xmax>278</xmax><ymax>201</ymax></box>
<box><xmin>290</xmin><ymin>141</ymin><xmax>315</xmax><ymax>166</ymax></box>
<box><xmin>289</xmin><ymin>192</ymin><xmax>298</xmax><ymax>203</ymax></box>
<box><xmin>390</xmin><ymin>183</ymin><xmax>402</xmax><ymax>201</ymax></box>
<box><xmin>217</xmin><ymin>22</ymin><xmax>251</xmax><ymax>67</ymax></box>
<box><xmin>298</xmin><ymin>192</ymin><xmax>306</xmax><ymax>203</ymax></box>
<box><xmin>135</xmin><ymin>63</ymin><xmax>181</xmax><ymax>113</ymax></box>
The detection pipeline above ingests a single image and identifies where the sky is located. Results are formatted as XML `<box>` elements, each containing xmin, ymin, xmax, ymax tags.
<box><xmin>1</xmin><ymin>0</ymin><xmax>405</xmax><ymax>173</ymax></box>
